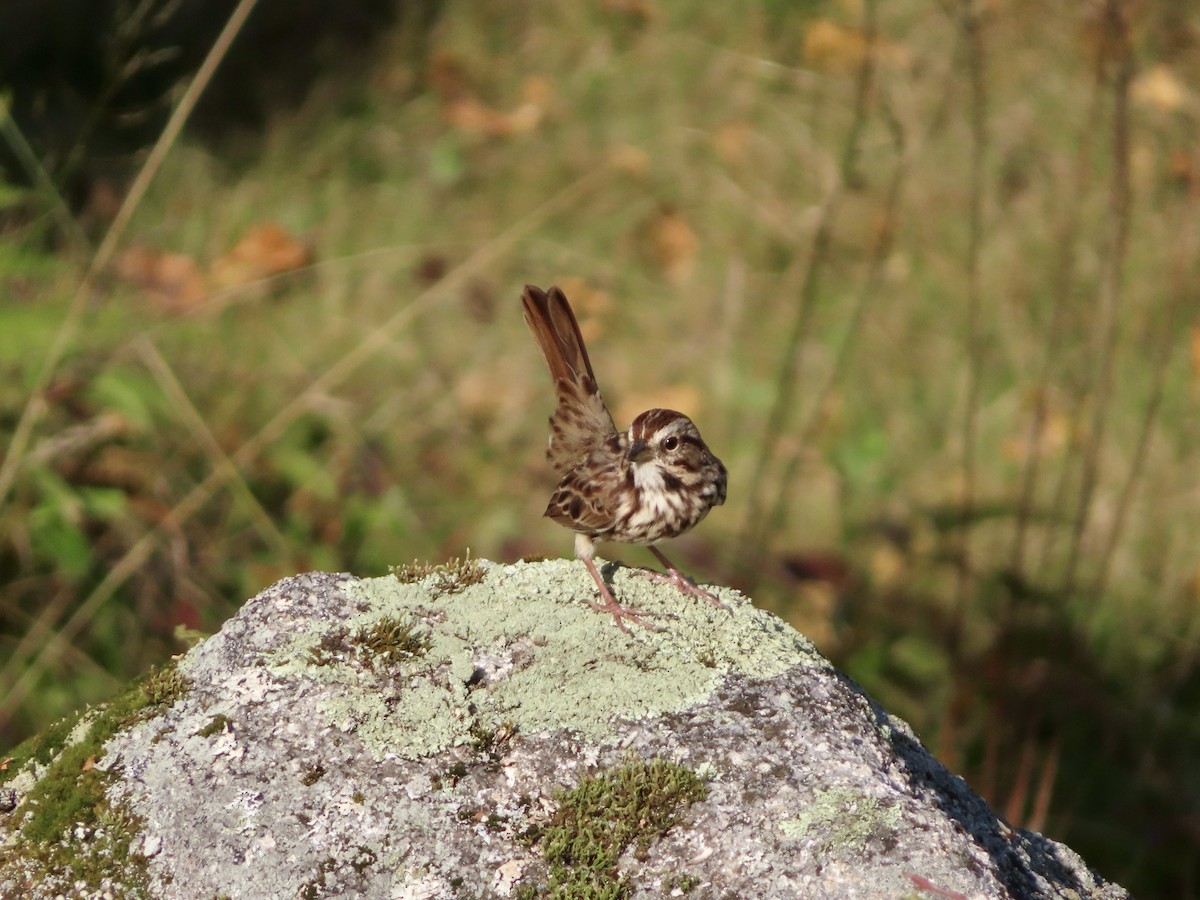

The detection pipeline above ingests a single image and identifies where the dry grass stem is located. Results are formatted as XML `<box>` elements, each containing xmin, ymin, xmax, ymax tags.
<box><xmin>0</xmin><ymin>170</ymin><xmax>606</xmax><ymax>721</ymax></box>
<box><xmin>735</xmin><ymin>0</ymin><xmax>880</xmax><ymax>576</ymax></box>
<box><xmin>1059</xmin><ymin>3</ymin><xmax>1133</xmax><ymax>603</ymax></box>
<box><xmin>0</xmin><ymin>0</ymin><xmax>261</xmax><ymax>516</ymax></box>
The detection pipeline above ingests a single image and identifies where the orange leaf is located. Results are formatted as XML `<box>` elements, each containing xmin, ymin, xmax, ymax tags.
<box><xmin>210</xmin><ymin>223</ymin><xmax>313</xmax><ymax>290</ymax></box>
<box><xmin>607</xmin><ymin>144</ymin><xmax>650</xmax><ymax>177</ymax></box>
<box><xmin>803</xmin><ymin>19</ymin><xmax>868</xmax><ymax>74</ymax></box>
<box><xmin>427</xmin><ymin>51</ymin><xmax>472</xmax><ymax>101</ymax></box>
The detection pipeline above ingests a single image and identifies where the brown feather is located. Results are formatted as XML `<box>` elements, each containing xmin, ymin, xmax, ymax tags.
<box><xmin>521</xmin><ymin>285</ymin><xmax>598</xmax><ymax>388</ymax></box>
<box><xmin>522</xmin><ymin>284</ymin><xmax>618</xmax><ymax>473</ymax></box>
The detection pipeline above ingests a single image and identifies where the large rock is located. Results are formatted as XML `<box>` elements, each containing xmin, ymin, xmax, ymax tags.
<box><xmin>0</xmin><ymin>560</ymin><xmax>1128</xmax><ymax>899</ymax></box>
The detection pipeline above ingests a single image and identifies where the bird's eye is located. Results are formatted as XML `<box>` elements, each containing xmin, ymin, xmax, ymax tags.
<box><xmin>663</xmin><ymin>436</ymin><xmax>679</xmax><ymax>451</ymax></box>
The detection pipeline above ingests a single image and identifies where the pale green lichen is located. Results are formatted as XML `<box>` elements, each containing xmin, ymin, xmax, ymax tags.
<box><xmin>779</xmin><ymin>786</ymin><xmax>903</xmax><ymax>850</ymax></box>
<box><xmin>265</xmin><ymin>558</ymin><xmax>823</xmax><ymax>761</ymax></box>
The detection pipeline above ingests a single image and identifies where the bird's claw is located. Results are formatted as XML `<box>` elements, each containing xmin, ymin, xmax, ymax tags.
<box><xmin>639</xmin><ymin>568</ymin><xmax>731</xmax><ymax>612</ymax></box>
<box><xmin>584</xmin><ymin>597</ymin><xmax>665</xmax><ymax>634</ymax></box>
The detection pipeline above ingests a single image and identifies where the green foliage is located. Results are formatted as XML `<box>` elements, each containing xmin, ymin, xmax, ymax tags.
<box><xmin>88</xmin><ymin>369</ymin><xmax>159</xmax><ymax>433</ymax></box>
<box><xmin>12</xmin><ymin>662</ymin><xmax>189</xmax><ymax>840</ymax></box>
<box><xmin>26</xmin><ymin>470</ymin><xmax>93</xmax><ymax>578</ymax></box>
<box><xmin>0</xmin><ymin>176</ymin><xmax>32</xmax><ymax>213</ymax></box>
<box><xmin>0</xmin><ymin>708</ymin><xmax>90</xmax><ymax>787</ymax></box>
<box><xmin>140</xmin><ymin>664</ymin><xmax>190</xmax><ymax>708</ymax></box>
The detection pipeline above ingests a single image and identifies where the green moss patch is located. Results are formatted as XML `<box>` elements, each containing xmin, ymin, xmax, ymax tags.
<box><xmin>353</xmin><ymin>615</ymin><xmax>432</xmax><ymax>667</ymax></box>
<box><xmin>389</xmin><ymin>555</ymin><xmax>485</xmax><ymax>594</ymax></box>
<box><xmin>0</xmin><ymin>706</ymin><xmax>91</xmax><ymax>789</ymax></box>
<box><xmin>0</xmin><ymin>660</ymin><xmax>190</xmax><ymax>892</ymax></box>
<box><xmin>306</xmin><ymin>614</ymin><xmax>431</xmax><ymax>670</ymax></box>
<box><xmin>539</xmin><ymin>757</ymin><xmax>708</xmax><ymax>900</ymax></box>
<box><xmin>194</xmin><ymin>713</ymin><xmax>232</xmax><ymax>738</ymax></box>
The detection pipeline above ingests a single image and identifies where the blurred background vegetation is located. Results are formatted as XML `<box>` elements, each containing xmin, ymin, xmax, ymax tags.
<box><xmin>1</xmin><ymin>0</ymin><xmax>1198</xmax><ymax>894</ymax></box>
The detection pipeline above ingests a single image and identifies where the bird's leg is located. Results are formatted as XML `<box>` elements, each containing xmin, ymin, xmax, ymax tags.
<box><xmin>642</xmin><ymin>546</ymin><xmax>729</xmax><ymax>611</ymax></box>
<box><xmin>574</xmin><ymin>533</ymin><xmax>661</xmax><ymax>633</ymax></box>
<box><xmin>581</xmin><ymin>557</ymin><xmax>663</xmax><ymax>634</ymax></box>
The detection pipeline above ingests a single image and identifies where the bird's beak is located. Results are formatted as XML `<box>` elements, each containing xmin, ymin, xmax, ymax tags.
<box><xmin>626</xmin><ymin>438</ymin><xmax>650</xmax><ymax>463</ymax></box>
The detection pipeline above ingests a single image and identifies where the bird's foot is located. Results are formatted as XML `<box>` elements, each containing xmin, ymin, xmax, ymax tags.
<box><xmin>584</xmin><ymin>595</ymin><xmax>664</xmax><ymax>634</ymax></box>
<box><xmin>643</xmin><ymin>547</ymin><xmax>731</xmax><ymax>612</ymax></box>
<box><xmin>582</xmin><ymin>556</ymin><xmax>664</xmax><ymax>634</ymax></box>
<box><xmin>639</xmin><ymin>569</ymin><xmax>729</xmax><ymax>610</ymax></box>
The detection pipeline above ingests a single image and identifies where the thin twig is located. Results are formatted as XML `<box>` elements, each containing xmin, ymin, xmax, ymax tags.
<box><xmin>1028</xmin><ymin>732</ymin><xmax>1063</xmax><ymax>835</ymax></box>
<box><xmin>0</xmin><ymin>98</ymin><xmax>89</xmax><ymax>255</ymax></box>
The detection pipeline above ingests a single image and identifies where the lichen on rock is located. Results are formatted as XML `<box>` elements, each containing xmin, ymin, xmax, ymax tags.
<box><xmin>0</xmin><ymin>561</ymin><xmax>1130</xmax><ymax>899</ymax></box>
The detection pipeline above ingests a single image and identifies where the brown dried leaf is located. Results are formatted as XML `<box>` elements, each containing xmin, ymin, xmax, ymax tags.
<box><xmin>646</xmin><ymin>209</ymin><xmax>697</xmax><ymax>285</ymax></box>
<box><xmin>1131</xmin><ymin>65</ymin><xmax>1188</xmax><ymax>112</ymax></box>
<box><xmin>427</xmin><ymin>51</ymin><xmax>472</xmax><ymax>101</ymax></box>
<box><xmin>113</xmin><ymin>245</ymin><xmax>207</xmax><ymax>312</ymax></box>
<box><xmin>443</xmin><ymin>97</ymin><xmax>497</xmax><ymax>133</ymax></box>
<box><xmin>414</xmin><ymin>254</ymin><xmax>450</xmax><ymax>286</ymax></box>
<box><xmin>1168</xmin><ymin>149</ymin><xmax>1196</xmax><ymax>193</ymax></box>
<box><xmin>601</xmin><ymin>0</ymin><xmax>655</xmax><ymax>24</ymax></box>
<box><xmin>713</xmin><ymin>122</ymin><xmax>753</xmax><ymax>166</ymax></box>
<box><xmin>607</xmin><ymin>144</ymin><xmax>650</xmax><ymax>177</ymax></box>
<box><xmin>463</xmin><ymin>278</ymin><xmax>496</xmax><ymax>323</ymax></box>
<box><xmin>444</xmin><ymin>76</ymin><xmax>551</xmax><ymax>137</ymax></box>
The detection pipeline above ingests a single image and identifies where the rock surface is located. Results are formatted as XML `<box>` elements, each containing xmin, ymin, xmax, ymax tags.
<box><xmin>1</xmin><ymin>559</ymin><xmax>1129</xmax><ymax>899</ymax></box>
